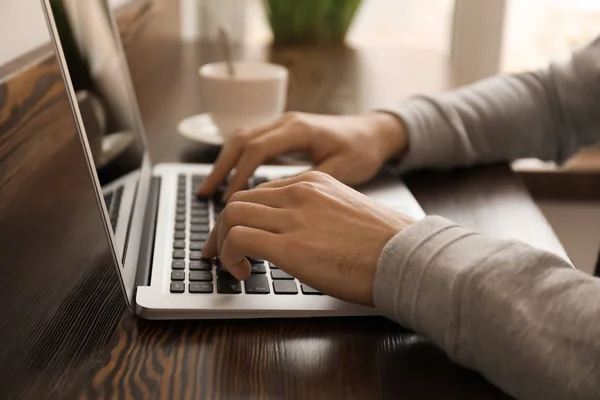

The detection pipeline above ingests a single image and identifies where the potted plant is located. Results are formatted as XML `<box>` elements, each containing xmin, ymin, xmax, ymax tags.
<box><xmin>265</xmin><ymin>0</ymin><xmax>363</xmax><ymax>46</ymax></box>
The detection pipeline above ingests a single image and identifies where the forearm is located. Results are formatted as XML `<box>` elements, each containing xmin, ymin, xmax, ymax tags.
<box><xmin>381</xmin><ymin>37</ymin><xmax>600</xmax><ymax>172</ymax></box>
<box><xmin>375</xmin><ymin>217</ymin><xmax>600</xmax><ymax>400</ymax></box>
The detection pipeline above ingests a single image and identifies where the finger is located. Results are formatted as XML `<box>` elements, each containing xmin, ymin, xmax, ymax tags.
<box><xmin>202</xmin><ymin>199</ymin><xmax>291</xmax><ymax>258</ymax></box>
<box><xmin>312</xmin><ymin>156</ymin><xmax>351</xmax><ymax>183</ymax></box>
<box><xmin>220</xmin><ymin>226</ymin><xmax>281</xmax><ymax>280</ymax></box>
<box><xmin>196</xmin><ymin>141</ymin><xmax>247</xmax><ymax>197</ymax></box>
<box><xmin>196</xmin><ymin>119</ymin><xmax>284</xmax><ymax>196</ymax></box>
<box><xmin>256</xmin><ymin>170</ymin><xmax>330</xmax><ymax>189</ymax></box>
<box><xmin>223</xmin><ymin>126</ymin><xmax>313</xmax><ymax>200</ymax></box>
<box><xmin>216</xmin><ymin>202</ymin><xmax>292</xmax><ymax>256</ymax></box>
<box><xmin>227</xmin><ymin>187</ymin><xmax>290</xmax><ymax>209</ymax></box>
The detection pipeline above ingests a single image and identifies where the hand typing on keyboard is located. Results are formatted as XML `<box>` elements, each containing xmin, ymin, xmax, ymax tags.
<box><xmin>196</xmin><ymin>111</ymin><xmax>407</xmax><ymax>201</ymax></box>
<box><xmin>202</xmin><ymin>171</ymin><xmax>414</xmax><ymax>307</ymax></box>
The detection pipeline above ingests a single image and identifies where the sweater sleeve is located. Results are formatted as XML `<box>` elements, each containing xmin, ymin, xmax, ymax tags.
<box><xmin>374</xmin><ymin>216</ymin><xmax>600</xmax><ymax>400</ymax></box>
<box><xmin>380</xmin><ymin>36</ymin><xmax>600</xmax><ymax>173</ymax></box>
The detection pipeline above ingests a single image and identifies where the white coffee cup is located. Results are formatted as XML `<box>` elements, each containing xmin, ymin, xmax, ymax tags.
<box><xmin>199</xmin><ymin>61</ymin><xmax>288</xmax><ymax>142</ymax></box>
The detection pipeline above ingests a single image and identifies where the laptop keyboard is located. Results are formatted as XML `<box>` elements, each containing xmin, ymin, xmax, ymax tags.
<box><xmin>170</xmin><ymin>174</ymin><xmax>322</xmax><ymax>296</ymax></box>
<box><xmin>103</xmin><ymin>185</ymin><xmax>124</xmax><ymax>231</ymax></box>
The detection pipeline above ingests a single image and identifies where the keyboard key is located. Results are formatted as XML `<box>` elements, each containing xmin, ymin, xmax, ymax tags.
<box><xmin>109</xmin><ymin>206</ymin><xmax>119</xmax><ymax>222</ymax></box>
<box><xmin>172</xmin><ymin>250</ymin><xmax>186</xmax><ymax>259</ymax></box>
<box><xmin>189</xmin><ymin>251</ymin><xmax>204</xmax><ymax>260</ymax></box>
<box><xmin>250</xmin><ymin>263</ymin><xmax>266</xmax><ymax>274</ymax></box>
<box><xmin>189</xmin><ymin>242</ymin><xmax>205</xmax><ymax>251</ymax></box>
<box><xmin>190</xmin><ymin>232</ymin><xmax>209</xmax><ymax>241</ymax></box>
<box><xmin>172</xmin><ymin>260</ymin><xmax>185</xmax><ymax>270</ymax></box>
<box><xmin>269</xmin><ymin>262</ymin><xmax>279</xmax><ymax>270</ymax></box>
<box><xmin>192</xmin><ymin>174</ymin><xmax>206</xmax><ymax>182</ymax></box>
<box><xmin>245</xmin><ymin>275</ymin><xmax>270</xmax><ymax>294</ymax></box>
<box><xmin>189</xmin><ymin>282</ymin><xmax>213</xmax><ymax>293</ymax></box>
<box><xmin>189</xmin><ymin>271</ymin><xmax>213</xmax><ymax>281</ymax></box>
<box><xmin>174</xmin><ymin>231</ymin><xmax>186</xmax><ymax>240</ymax></box>
<box><xmin>273</xmin><ymin>280</ymin><xmax>298</xmax><ymax>295</ymax></box>
<box><xmin>271</xmin><ymin>270</ymin><xmax>294</xmax><ymax>280</ymax></box>
<box><xmin>170</xmin><ymin>282</ymin><xmax>185</xmax><ymax>293</ymax></box>
<box><xmin>175</xmin><ymin>222</ymin><xmax>186</xmax><ymax>230</ymax></box>
<box><xmin>191</xmin><ymin>209</ymin><xmax>209</xmax><ymax>217</ymax></box>
<box><xmin>248</xmin><ymin>257</ymin><xmax>265</xmax><ymax>264</ymax></box>
<box><xmin>190</xmin><ymin>224</ymin><xmax>210</xmax><ymax>233</ymax></box>
<box><xmin>173</xmin><ymin>240</ymin><xmax>186</xmax><ymax>249</ymax></box>
<box><xmin>175</xmin><ymin>214</ymin><xmax>186</xmax><ymax>222</ymax></box>
<box><xmin>176</xmin><ymin>206</ymin><xmax>186</xmax><ymax>214</ymax></box>
<box><xmin>191</xmin><ymin>216</ymin><xmax>210</xmax><ymax>225</ymax></box>
<box><xmin>191</xmin><ymin>201</ymin><xmax>208</xmax><ymax>210</ymax></box>
<box><xmin>171</xmin><ymin>270</ymin><xmax>185</xmax><ymax>281</ymax></box>
<box><xmin>177</xmin><ymin>200</ymin><xmax>186</xmax><ymax>207</ymax></box>
<box><xmin>252</xmin><ymin>176</ymin><xmax>269</xmax><ymax>187</ymax></box>
<box><xmin>301</xmin><ymin>284</ymin><xmax>322</xmax><ymax>295</ymax></box>
<box><xmin>217</xmin><ymin>279</ymin><xmax>242</xmax><ymax>294</ymax></box>
<box><xmin>103</xmin><ymin>192</ymin><xmax>114</xmax><ymax>208</ymax></box>
<box><xmin>189</xmin><ymin>260</ymin><xmax>212</xmax><ymax>270</ymax></box>
<box><xmin>216</xmin><ymin>266</ymin><xmax>234</xmax><ymax>280</ymax></box>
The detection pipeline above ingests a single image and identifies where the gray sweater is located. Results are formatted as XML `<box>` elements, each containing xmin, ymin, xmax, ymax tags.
<box><xmin>376</xmin><ymin>37</ymin><xmax>600</xmax><ymax>400</ymax></box>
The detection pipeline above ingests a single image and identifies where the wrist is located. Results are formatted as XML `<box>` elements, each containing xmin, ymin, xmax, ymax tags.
<box><xmin>364</xmin><ymin>111</ymin><xmax>408</xmax><ymax>162</ymax></box>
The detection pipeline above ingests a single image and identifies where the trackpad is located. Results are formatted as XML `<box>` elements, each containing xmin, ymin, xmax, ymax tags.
<box><xmin>358</xmin><ymin>175</ymin><xmax>426</xmax><ymax>220</ymax></box>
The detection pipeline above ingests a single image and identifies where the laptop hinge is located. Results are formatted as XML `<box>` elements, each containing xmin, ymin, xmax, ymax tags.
<box><xmin>135</xmin><ymin>176</ymin><xmax>161</xmax><ymax>289</ymax></box>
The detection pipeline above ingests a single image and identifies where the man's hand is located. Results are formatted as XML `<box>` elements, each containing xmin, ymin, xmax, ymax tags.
<box><xmin>196</xmin><ymin>111</ymin><xmax>407</xmax><ymax>201</ymax></box>
<box><xmin>202</xmin><ymin>171</ymin><xmax>413</xmax><ymax>307</ymax></box>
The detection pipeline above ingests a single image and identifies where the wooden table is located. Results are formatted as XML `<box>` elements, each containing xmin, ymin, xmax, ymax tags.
<box><xmin>0</xmin><ymin>2</ymin><xmax>566</xmax><ymax>399</ymax></box>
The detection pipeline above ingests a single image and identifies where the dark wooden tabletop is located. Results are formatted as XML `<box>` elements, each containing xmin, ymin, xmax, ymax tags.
<box><xmin>0</xmin><ymin>2</ymin><xmax>567</xmax><ymax>399</ymax></box>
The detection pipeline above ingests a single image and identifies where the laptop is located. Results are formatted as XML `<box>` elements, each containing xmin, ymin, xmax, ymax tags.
<box><xmin>41</xmin><ymin>0</ymin><xmax>426</xmax><ymax>319</ymax></box>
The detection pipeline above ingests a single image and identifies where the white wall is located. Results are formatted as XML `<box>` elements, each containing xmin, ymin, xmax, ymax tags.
<box><xmin>0</xmin><ymin>0</ymin><xmax>130</xmax><ymax>67</ymax></box>
<box><xmin>451</xmin><ymin>0</ymin><xmax>507</xmax><ymax>85</ymax></box>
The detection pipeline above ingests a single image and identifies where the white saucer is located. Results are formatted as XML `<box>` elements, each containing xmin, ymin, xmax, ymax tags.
<box><xmin>176</xmin><ymin>113</ymin><xmax>311</xmax><ymax>166</ymax></box>
<box><xmin>177</xmin><ymin>113</ymin><xmax>224</xmax><ymax>146</ymax></box>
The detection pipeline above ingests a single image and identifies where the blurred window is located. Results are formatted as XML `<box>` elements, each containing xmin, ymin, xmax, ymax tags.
<box><xmin>502</xmin><ymin>0</ymin><xmax>600</xmax><ymax>72</ymax></box>
<box><xmin>244</xmin><ymin>0</ymin><xmax>454</xmax><ymax>51</ymax></box>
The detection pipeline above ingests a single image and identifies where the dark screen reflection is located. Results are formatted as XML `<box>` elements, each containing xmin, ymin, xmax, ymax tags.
<box><xmin>50</xmin><ymin>0</ymin><xmax>144</xmax><ymax>187</ymax></box>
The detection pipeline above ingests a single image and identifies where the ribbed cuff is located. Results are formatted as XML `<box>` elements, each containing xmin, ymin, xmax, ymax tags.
<box><xmin>374</xmin><ymin>216</ymin><xmax>492</xmax><ymax>348</ymax></box>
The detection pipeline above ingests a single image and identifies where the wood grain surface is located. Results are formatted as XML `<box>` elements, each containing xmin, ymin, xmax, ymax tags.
<box><xmin>0</xmin><ymin>1</ymin><xmax>570</xmax><ymax>399</ymax></box>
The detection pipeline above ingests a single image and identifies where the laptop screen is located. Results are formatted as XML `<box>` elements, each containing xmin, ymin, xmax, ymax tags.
<box><xmin>48</xmin><ymin>0</ymin><xmax>148</xmax><ymax>261</ymax></box>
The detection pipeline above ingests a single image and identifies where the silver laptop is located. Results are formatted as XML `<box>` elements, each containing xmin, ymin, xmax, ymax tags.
<box><xmin>41</xmin><ymin>0</ymin><xmax>425</xmax><ymax>319</ymax></box>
